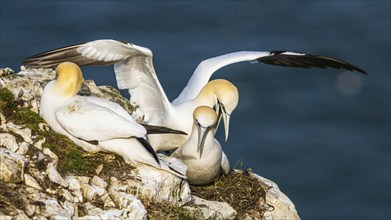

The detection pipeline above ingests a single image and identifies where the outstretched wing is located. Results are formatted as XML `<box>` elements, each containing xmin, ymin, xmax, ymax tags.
<box><xmin>23</xmin><ymin>39</ymin><xmax>172</xmax><ymax>124</ymax></box>
<box><xmin>173</xmin><ymin>51</ymin><xmax>366</xmax><ymax>104</ymax></box>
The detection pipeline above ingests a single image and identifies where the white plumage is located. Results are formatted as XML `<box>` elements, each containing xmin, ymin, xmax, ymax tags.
<box><xmin>40</xmin><ymin>62</ymin><xmax>184</xmax><ymax>176</ymax></box>
<box><xmin>172</xmin><ymin>106</ymin><xmax>230</xmax><ymax>185</ymax></box>
<box><xmin>24</xmin><ymin>39</ymin><xmax>366</xmax><ymax>151</ymax></box>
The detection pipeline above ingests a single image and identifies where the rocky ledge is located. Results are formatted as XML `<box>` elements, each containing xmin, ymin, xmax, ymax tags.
<box><xmin>0</xmin><ymin>67</ymin><xmax>300</xmax><ymax>220</ymax></box>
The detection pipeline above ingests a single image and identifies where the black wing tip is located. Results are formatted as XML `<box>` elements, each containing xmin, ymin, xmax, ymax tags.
<box><xmin>143</xmin><ymin>124</ymin><xmax>187</xmax><ymax>135</ymax></box>
<box><xmin>350</xmin><ymin>66</ymin><xmax>367</xmax><ymax>75</ymax></box>
<box><xmin>257</xmin><ymin>51</ymin><xmax>367</xmax><ymax>75</ymax></box>
<box><xmin>136</xmin><ymin>137</ymin><xmax>160</xmax><ymax>165</ymax></box>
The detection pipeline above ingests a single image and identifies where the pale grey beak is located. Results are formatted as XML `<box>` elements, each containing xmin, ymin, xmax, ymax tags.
<box><xmin>214</xmin><ymin>107</ymin><xmax>222</xmax><ymax>135</ymax></box>
<box><xmin>197</xmin><ymin>123</ymin><xmax>209</xmax><ymax>159</ymax></box>
<box><xmin>222</xmin><ymin>110</ymin><xmax>231</xmax><ymax>141</ymax></box>
<box><xmin>213</xmin><ymin>101</ymin><xmax>231</xmax><ymax>141</ymax></box>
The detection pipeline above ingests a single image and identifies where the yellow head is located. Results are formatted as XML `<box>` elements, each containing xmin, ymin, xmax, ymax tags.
<box><xmin>198</xmin><ymin>79</ymin><xmax>239</xmax><ymax>115</ymax></box>
<box><xmin>198</xmin><ymin>79</ymin><xmax>239</xmax><ymax>141</ymax></box>
<box><xmin>193</xmin><ymin>106</ymin><xmax>218</xmax><ymax>127</ymax></box>
<box><xmin>193</xmin><ymin>106</ymin><xmax>218</xmax><ymax>158</ymax></box>
<box><xmin>54</xmin><ymin>62</ymin><xmax>83</xmax><ymax>97</ymax></box>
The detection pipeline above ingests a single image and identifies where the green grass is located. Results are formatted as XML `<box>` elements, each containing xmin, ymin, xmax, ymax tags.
<box><xmin>1</xmin><ymin>87</ymin><xmax>98</xmax><ymax>176</ymax></box>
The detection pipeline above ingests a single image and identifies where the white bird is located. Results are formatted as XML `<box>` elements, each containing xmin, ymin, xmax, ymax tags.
<box><xmin>23</xmin><ymin>39</ymin><xmax>366</xmax><ymax>150</ymax></box>
<box><xmin>40</xmin><ymin>61</ymin><xmax>186</xmax><ymax>175</ymax></box>
<box><xmin>172</xmin><ymin>106</ymin><xmax>230</xmax><ymax>185</ymax></box>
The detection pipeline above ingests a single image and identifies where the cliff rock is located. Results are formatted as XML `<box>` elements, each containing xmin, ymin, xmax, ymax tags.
<box><xmin>0</xmin><ymin>67</ymin><xmax>300</xmax><ymax>219</ymax></box>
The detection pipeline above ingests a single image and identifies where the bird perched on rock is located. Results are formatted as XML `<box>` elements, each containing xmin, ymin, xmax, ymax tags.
<box><xmin>172</xmin><ymin>106</ymin><xmax>230</xmax><ymax>185</ymax></box>
<box><xmin>40</xmin><ymin>61</ymin><xmax>186</xmax><ymax>176</ymax></box>
<box><xmin>23</xmin><ymin>39</ymin><xmax>366</xmax><ymax>151</ymax></box>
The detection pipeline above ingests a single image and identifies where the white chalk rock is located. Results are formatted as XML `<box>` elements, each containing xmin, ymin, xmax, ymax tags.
<box><xmin>191</xmin><ymin>196</ymin><xmax>236</xmax><ymax>220</ymax></box>
<box><xmin>6</xmin><ymin>122</ymin><xmax>33</xmax><ymax>144</ymax></box>
<box><xmin>109</xmin><ymin>177</ymin><xmax>129</xmax><ymax>192</ymax></box>
<box><xmin>101</xmin><ymin>193</ymin><xmax>116</xmax><ymax>209</ymax></box>
<box><xmin>58</xmin><ymin>189</ymin><xmax>74</xmax><ymax>202</ymax></box>
<box><xmin>29</xmin><ymin>167</ymin><xmax>46</xmax><ymax>184</ymax></box>
<box><xmin>34</xmin><ymin>138</ymin><xmax>46</xmax><ymax>150</ymax></box>
<box><xmin>0</xmin><ymin>112</ymin><xmax>6</xmax><ymax>129</ymax></box>
<box><xmin>251</xmin><ymin>172</ymin><xmax>300</xmax><ymax>220</ymax></box>
<box><xmin>0</xmin><ymin>148</ymin><xmax>26</xmax><ymax>182</ymax></box>
<box><xmin>76</xmin><ymin>210</ymin><xmax>127</xmax><ymax>220</ymax></box>
<box><xmin>70</xmin><ymin>189</ymin><xmax>84</xmax><ymax>203</ymax></box>
<box><xmin>79</xmin><ymin>202</ymin><xmax>104</xmax><ymax>217</ymax></box>
<box><xmin>0</xmin><ymin>133</ymin><xmax>19</xmax><ymax>152</ymax></box>
<box><xmin>43</xmin><ymin>147</ymin><xmax>58</xmax><ymax>161</ymax></box>
<box><xmin>90</xmin><ymin>175</ymin><xmax>107</xmax><ymax>189</ymax></box>
<box><xmin>129</xmin><ymin>164</ymin><xmax>191</xmax><ymax>206</ymax></box>
<box><xmin>65</xmin><ymin>175</ymin><xmax>81</xmax><ymax>191</ymax></box>
<box><xmin>16</xmin><ymin>142</ymin><xmax>30</xmax><ymax>155</ymax></box>
<box><xmin>81</xmin><ymin>183</ymin><xmax>106</xmax><ymax>200</ymax></box>
<box><xmin>109</xmin><ymin>189</ymin><xmax>147</xmax><ymax>219</ymax></box>
<box><xmin>24</xmin><ymin>173</ymin><xmax>42</xmax><ymax>190</ymax></box>
<box><xmin>59</xmin><ymin>200</ymin><xmax>75</xmax><ymax>218</ymax></box>
<box><xmin>35</xmin><ymin>199</ymin><xmax>70</xmax><ymax>218</ymax></box>
<box><xmin>0</xmin><ymin>215</ymin><xmax>12</xmax><ymax>220</ymax></box>
<box><xmin>4</xmin><ymin>210</ymin><xmax>29</xmax><ymax>220</ymax></box>
<box><xmin>46</xmin><ymin>163</ymin><xmax>68</xmax><ymax>188</ymax></box>
<box><xmin>75</xmin><ymin>176</ymin><xmax>90</xmax><ymax>184</ymax></box>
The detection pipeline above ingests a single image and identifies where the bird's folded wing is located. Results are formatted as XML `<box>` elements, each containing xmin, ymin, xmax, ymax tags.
<box><xmin>55</xmin><ymin>99</ymin><xmax>146</xmax><ymax>142</ymax></box>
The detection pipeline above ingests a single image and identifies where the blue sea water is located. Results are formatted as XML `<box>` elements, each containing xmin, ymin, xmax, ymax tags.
<box><xmin>1</xmin><ymin>1</ymin><xmax>390</xmax><ymax>219</ymax></box>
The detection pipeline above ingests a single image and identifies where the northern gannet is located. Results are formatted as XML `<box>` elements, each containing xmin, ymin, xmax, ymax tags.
<box><xmin>40</xmin><ymin>61</ymin><xmax>185</xmax><ymax>175</ymax></box>
<box><xmin>23</xmin><ymin>39</ymin><xmax>366</xmax><ymax>150</ymax></box>
<box><xmin>172</xmin><ymin>106</ymin><xmax>230</xmax><ymax>185</ymax></box>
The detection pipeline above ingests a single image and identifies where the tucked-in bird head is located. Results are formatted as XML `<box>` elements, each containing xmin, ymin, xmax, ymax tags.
<box><xmin>193</xmin><ymin>106</ymin><xmax>218</xmax><ymax>159</ymax></box>
<box><xmin>199</xmin><ymin>79</ymin><xmax>239</xmax><ymax>141</ymax></box>
<box><xmin>54</xmin><ymin>62</ymin><xmax>83</xmax><ymax>97</ymax></box>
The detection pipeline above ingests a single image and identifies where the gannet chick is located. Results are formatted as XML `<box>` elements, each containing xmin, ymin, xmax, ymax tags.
<box><xmin>173</xmin><ymin>106</ymin><xmax>229</xmax><ymax>185</ymax></box>
<box><xmin>40</xmin><ymin>62</ymin><xmax>185</xmax><ymax>175</ymax></box>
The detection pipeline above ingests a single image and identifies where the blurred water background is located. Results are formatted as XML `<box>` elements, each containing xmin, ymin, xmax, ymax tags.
<box><xmin>1</xmin><ymin>1</ymin><xmax>390</xmax><ymax>219</ymax></box>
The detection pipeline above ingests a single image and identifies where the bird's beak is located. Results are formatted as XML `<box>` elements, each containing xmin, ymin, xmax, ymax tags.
<box><xmin>215</xmin><ymin>100</ymin><xmax>231</xmax><ymax>141</ymax></box>
<box><xmin>222</xmin><ymin>110</ymin><xmax>230</xmax><ymax>141</ymax></box>
<box><xmin>214</xmin><ymin>108</ymin><xmax>222</xmax><ymax>135</ymax></box>
<box><xmin>197</xmin><ymin>123</ymin><xmax>209</xmax><ymax>159</ymax></box>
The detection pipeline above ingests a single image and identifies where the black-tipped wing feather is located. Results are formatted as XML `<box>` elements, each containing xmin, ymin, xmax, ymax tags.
<box><xmin>136</xmin><ymin>137</ymin><xmax>160</xmax><ymax>165</ymax></box>
<box><xmin>142</xmin><ymin>124</ymin><xmax>187</xmax><ymax>135</ymax></box>
<box><xmin>257</xmin><ymin>51</ymin><xmax>367</xmax><ymax>74</ymax></box>
<box><xmin>22</xmin><ymin>41</ymin><xmax>122</xmax><ymax>68</ymax></box>
<box><xmin>22</xmin><ymin>41</ymin><xmax>366</xmax><ymax>74</ymax></box>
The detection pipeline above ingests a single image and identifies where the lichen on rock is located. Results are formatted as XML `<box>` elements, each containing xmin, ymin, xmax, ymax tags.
<box><xmin>0</xmin><ymin>67</ymin><xmax>300</xmax><ymax>219</ymax></box>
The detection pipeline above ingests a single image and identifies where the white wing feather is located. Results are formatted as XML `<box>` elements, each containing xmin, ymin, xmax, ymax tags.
<box><xmin>55</xmin><ymin>97</ymin><xmax>146</xmax><ymax>142</ymax></box>
<box><xmin>173</xmin><ymin>51</ymin><xmax>271</xmax><ymax>104</ymax></box>
<box><xmin>221</xmin><ymin>151</ymin><xmax>230</xmax><ymax>175</ymax></box>
<box><xmin>114</xmin><ymin>56</ymin><xmax>172</xmax><ymax>124</ymax></box>
<box><xmin>75</xmin><ymin>40</ymin><xmax>171</xmax><ymax>124</ymax></box>
<box><xmin>76</xmin><ymin>39</ymin><xmax>152</xmax><ymax>62</ymax></box>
